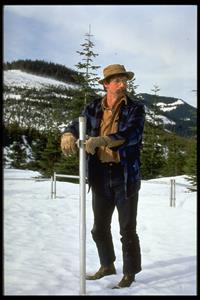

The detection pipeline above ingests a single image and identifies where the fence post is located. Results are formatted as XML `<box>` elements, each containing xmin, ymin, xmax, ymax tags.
<box><xmin>170</xmin><ymin>179</ymin><xmax>173</xmax><ymax>207</ymax></box>
<box><xmin>54</xmin><ymin>172</ymin><xmax>56</xmax><ymax>199</ymax></box>
<box><xmin>51</xmin><ymin>176</ymin><xmax>53</xmax><ymax>199</ymax></box>
<box><xmin>170</xmin><ymin>179</ymin><xmax>176</xmax><ymax>207</ymax></box>
<box><xmin>173</xmin><ymin>179</ymin><xmax>176</xmax><ymax>207</ymax></box>
<box><xmin>79</xmin><ymin>116</ymin><xmax>86</xmax><ymax>295</ymax></box>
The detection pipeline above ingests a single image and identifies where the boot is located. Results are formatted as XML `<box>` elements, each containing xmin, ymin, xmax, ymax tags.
<box><xmin>86</xmin><ymin>263</ymin><xmax>116</xmax><ymax>280</ymax></box>
<box><xmin>114</xmin><ymin>273</ymin><xmax>135</xmax><ymax>288</ymax></box>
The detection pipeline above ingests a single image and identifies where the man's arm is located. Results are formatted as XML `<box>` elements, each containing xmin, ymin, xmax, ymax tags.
<box><xmin>106</xmin><ymin>102</ymin><xmax>145</xmax><ymax>149</ymax></box>
<box><xmin>61</xmin><ymin>118</ymin><xmax>79</xmax><ymax>139</ymax></box>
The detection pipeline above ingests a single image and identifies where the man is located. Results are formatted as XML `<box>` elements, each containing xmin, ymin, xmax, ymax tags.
<box><xmin>61</xmin><ymin>64</ymin><xmax>145</xmax><ymax>288</ymax></box>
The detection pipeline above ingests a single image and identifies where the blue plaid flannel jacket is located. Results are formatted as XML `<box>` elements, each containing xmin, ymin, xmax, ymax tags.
<box><xmin>63</xmin><ymin>95</ymin><xmax>145</xmax><ymax>191</ymax></box>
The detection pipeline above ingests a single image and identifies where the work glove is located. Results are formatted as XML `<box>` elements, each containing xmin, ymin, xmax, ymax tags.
<box><xmin>85</xmin><ymin>136</ymin><xmax>125</xmax><ymax>155</ymax></box>
<box><xmin>61</xmin><ymin>132</ymin><xmax>77</xmax><ymax>156</ymax></box>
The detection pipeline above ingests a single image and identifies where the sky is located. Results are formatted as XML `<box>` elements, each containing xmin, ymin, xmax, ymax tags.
<box><xmin>3</xmin><ymin>5</ymin><xmax>197</xmax><ymax>107</ymax></box>
<box><xmin>4</xmin><ymin>168</ymin><xmax>197</xmax><ymax>295</ymax></box>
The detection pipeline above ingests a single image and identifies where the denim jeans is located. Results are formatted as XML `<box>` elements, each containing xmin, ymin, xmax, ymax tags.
<box><xmin>91</xmin><ymin>161</ymin><xmax>142</xmax><ymax>275</ymax></box>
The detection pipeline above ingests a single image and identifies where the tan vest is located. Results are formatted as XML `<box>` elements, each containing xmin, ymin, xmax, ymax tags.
<box><xmin>97</xmin><ymin>95</ymin><xmax>127</xmax><ymax>163</ymax></box>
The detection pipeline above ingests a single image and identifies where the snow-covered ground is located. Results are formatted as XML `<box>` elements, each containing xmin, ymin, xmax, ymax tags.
<box><xmin>3</xmin><ymin>169</ymin><xmax>197</xmax><ymax>295</ymax></box>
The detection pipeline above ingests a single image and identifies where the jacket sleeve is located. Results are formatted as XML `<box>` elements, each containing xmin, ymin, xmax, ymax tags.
<box><xmin>61</xmin><ymin>118</ymin><xmax>79</xmax><ymax>139</ymax></box>
<box><xmin>107</xmin><ymin>102</ymin><xmax>145</xmax><ymax>149</ymax></box>
<box><xmin>61</xmin><ymin>102</ymin><xmax>93</xmax><ymax>139</ymax></box>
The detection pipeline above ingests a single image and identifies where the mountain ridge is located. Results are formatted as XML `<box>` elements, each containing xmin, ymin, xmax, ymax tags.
<box><xmin>3</xmin><ymin>67</ymin><xmax>196</xmax><ymax>138</ymax></box>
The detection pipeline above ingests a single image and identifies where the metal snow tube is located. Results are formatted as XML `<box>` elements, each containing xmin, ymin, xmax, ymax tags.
<box><xmin>79</xmin><ymin>116</ymin><xmax>86</xmax><ymax>295</ymax></box>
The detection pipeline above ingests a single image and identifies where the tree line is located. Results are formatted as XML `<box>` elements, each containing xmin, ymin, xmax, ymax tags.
<box><xmin>3</xmin><ymin>120</ymin><xmax>196</xmax><ymax>186</ymax></box>
<box><xmin>3</xmin><ymin>59</ymin><xmax>82</xmax><ymax>85</ymax></box>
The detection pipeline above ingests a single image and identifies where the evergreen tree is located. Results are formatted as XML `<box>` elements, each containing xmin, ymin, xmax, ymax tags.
<box><xmin>183</xmin><ymin>139</ymin><xmax>197</xmax><ymax>187</ymax></box>
<box><xmin>141</xmin><ymin>84</ymin><xmax>165</xmax><ymax>178</ymax></box>
<box><xmin>75</xmin><ymin>24</ymin><xmax>101</xmax><ymax>106</ymax></box>
<box><xmin>127</xmin><ymin>77</ymin><xmax>139</xmax><ymax>97</ymax></box>
<box><xmin>161</xmin><ymin>132</ymin><xmax>187</xmax><ymax>177</ymax></box>
<box><xmin>66</xmin><ymin>89</ymin><xmax>89</xmax><ymax>119</ymax></box>
<box><xmin>6</xmin><ymin>140</ymin><xmax>27</xmax><ymax>169</ymax></box>
<box><xmin>28</xmin><ymin>132</ymin><xmax>47</xmax><ymax>170</ymax></box>
<box><xmin>141</xmin><ymin>123</ymin><xmax>165</xmax><ymax>179</ymax></box>
<box><xmin>38</xmin><ymin>133</ymin><xmax>61</xmax><ymax>177</ymax></box>
<box><xmin>54</xmin><ymin>152</ymin><xmax>79</xmax><ymax>182</ymax></box>
<box><xmin>150</xmin><ymin>84</ymin><xmax>163</xmax><ymax>129</ymax></box>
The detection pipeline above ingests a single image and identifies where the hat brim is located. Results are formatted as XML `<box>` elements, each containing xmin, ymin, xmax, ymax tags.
<box><xmin>98</xmin><ymin>71</ymin><xmax>134</xmax><ymax>84</ymax></box>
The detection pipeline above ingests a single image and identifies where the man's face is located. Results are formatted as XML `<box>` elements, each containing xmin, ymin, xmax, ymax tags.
<box><xmin>104</xmin><ymin>75</ymin><xmax>128</xmax><ymax>97</ymax></box>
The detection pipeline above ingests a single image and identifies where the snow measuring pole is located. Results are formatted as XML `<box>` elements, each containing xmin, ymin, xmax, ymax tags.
<box><xmin>79</xmin><ymin>116</ymin><xmax>86</xmax><ymax>295</ymax></box>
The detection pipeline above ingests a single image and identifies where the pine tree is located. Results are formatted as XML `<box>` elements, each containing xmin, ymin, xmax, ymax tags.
<box><xmin>183</xmin><ymin>139</ymin><xmax>197</xmax><ymax>187</ymax></box>
<box><xmin>54</xmin><ymin>152</ymin><xmax>79</xmax><ymax>182</ymax></box>
<box><xmin>75</xmin><ymin>24</ymin><xmax>101</xmax><ymax>106</ymax></box>
<box><xmin>150</xmin><ymin>84</ymin><xmax>163</xmax><ymax>128</ymax></box>
<box><xmin>160</xmin><ymin>131</ymin><xmax>189</xmax><ymax>177</ymax></box>
<box><xmin>141</xmin><ymin>123</ymin><xmax>166</xmax><ymax>179</ymax></box>
<box><xmin>127</xmin><ymin>77</ymin><xmax>139</xmax><ymax>97</ymax></box>
<box><xmin>29</xmin><ymin>132</ymin><xmax>47</xmax><ymax>170</ymax></box>
<box><xmin>38</xmin><ymin>133</ymin><xmax>61</xmax><ymax>177</ymax></box>
<box><xmin>142</xmin><ymin>84</ymin><xmax>165</xmax><ymax>178</ymax></box>
<box><xmin>6</xmin><ymin>140</ymin><xmax>27</xmax><ymax>169</ymax></box>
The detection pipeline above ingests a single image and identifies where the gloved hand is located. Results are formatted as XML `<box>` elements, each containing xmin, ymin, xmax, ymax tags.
<box><xmin>85</xmin><ymin>136</ymin><xmax>108</xmax><ymax>155</ymax></box>
<box><xmin>85</xmin><ymin>136</ymin><xmax>125</xmax><ymax>155</ymax></box>
<box><xmin>61</xmin><ymin>132</ymin><xmax>77</xmax><ymax>156</ymax></box>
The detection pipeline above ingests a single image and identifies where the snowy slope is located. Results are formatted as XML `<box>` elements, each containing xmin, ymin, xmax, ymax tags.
<box><xmin>3</xmin><ymin>169</ymin><xmax>197</xmax><ymax>295</ymax></box>
<box><xmin>3</xmin><ymin>69</ymin><xmax>79</xmax><ymax>132</ymax></box>
<box><xmin>3</xmin><ymin>70</ymin><xmax>78</xmax><ymax>90</ymax></box>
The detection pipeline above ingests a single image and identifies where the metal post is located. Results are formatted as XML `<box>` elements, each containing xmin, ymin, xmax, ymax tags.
<box><xmin>173</xmin><ymin>179</ymin><xmax>176</xmax><ymax>207</ymax></box>
<box><xmin>170</xmin><ymin>179</ymin><xmax>173</xmax><ymax>207</ymax></box>
<box><xmin>54</xmin><ymin>172</ymin><xmax>56</xmax><ymax>199</ymax></box>
<box><xmin>79</xmin><ymin>116</ymin><xmax>86</xmax><ymax>295</ymax></box>
<box><xmin>170</xmin><ymin>179</ymin><xmax>176</xmax><ymax>207</ymax></box>
<box><xmin>51</xmin><ymin>176</ymin><xmax>53</xmax><ymax>199</ymax></box>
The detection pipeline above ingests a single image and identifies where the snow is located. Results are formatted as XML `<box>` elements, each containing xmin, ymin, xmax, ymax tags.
<box><xmin>3</xmin><ymin>169</ymin><xmax>197</xmax><ymax>295</ymax></box>
<box><xmin>156</xmin><ymin>99</ymin><xmax>184</xmax><ymax>112</ymax></box>
<box><xmin>3</xmin><ymin>70</ymin><xmax>79</xmax><ymax>90</ymax></box>
<box><xmin>4</xmin><ymin>93</ymin><xmax>22</xmax><ymax>100</ymax></box>
<box><xmin>156</xmin><ymin>115</ymin><xmax>175</xmax><ymax>125</ymax></box>
<box><xmin>145</xmin><ymin>107</ymin><xmax>175</xmax><ymax>125</ymax></box>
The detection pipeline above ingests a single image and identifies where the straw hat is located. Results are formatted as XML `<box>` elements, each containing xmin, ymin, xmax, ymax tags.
<box><xmin>98</xmin><ymin>64</ymin><xmax>134</xmax><ymax>84</ymax></box>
